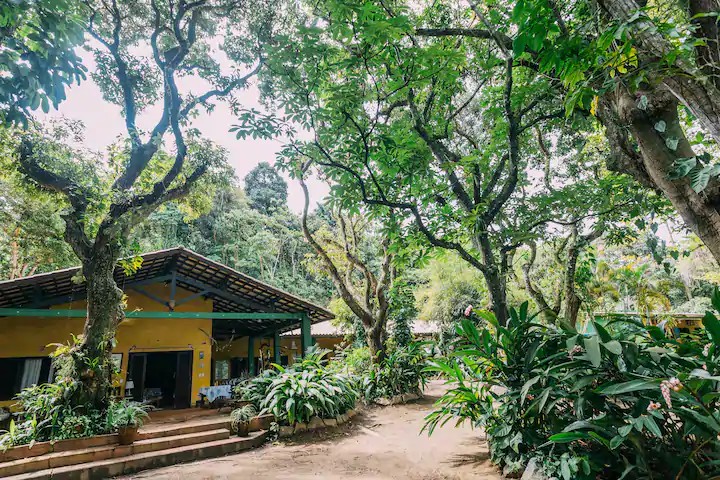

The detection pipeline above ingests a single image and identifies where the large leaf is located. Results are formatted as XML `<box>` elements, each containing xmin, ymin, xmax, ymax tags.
<box><xmin>595</xmin><ymin>379</ymin><xmax>658</xmax><ymax>395</ymax></box>
<box><xmin>548</xmin><ymin>431</ymin><xmax>590</xmax><ymax>443</ymax></box>
<box><xmin>702</xmin><ymin>310</ymin><xmax>720</xmax><ymax>347</ymax></box>
<box><xmin>584</xmin><ymin>335</ymin><xmax>602</xmax><ymax>367</ymax></box>
<box><xmin>602</xmin><ymin>340</ymin><xmax>623</xmax><ymax>355</ymax></box>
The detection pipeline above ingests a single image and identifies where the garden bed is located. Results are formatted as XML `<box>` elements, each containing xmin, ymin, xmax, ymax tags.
<box><xmin>278</xmin><ymin>409</ymin><xmax>359</xmax><ymax>437</ymax></box>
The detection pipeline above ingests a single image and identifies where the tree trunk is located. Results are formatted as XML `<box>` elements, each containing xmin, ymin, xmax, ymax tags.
<box><xmin>522</xmin><ymin>241</ymin><xmax>560</xmax><ymax>323</ymax></box>
<box><xmin>366</xmin><ymin>326</ymin><xmax>385</xmax><ymax>363</ymax></box>
<box><xmin>483</xmin><ymin>268</ymin><xmax>509</xmax><ymax>326</ymax></box>
<box><xmin>600</xmin><ymin>88</ymin><xmax>720</xmax><ymax>264</ymax></box>
<box><xmin>562</xmin><ymin>230</ymin><xmax>582</xmax><ymax>327</ymax></box>
<box><xmin>73</xmin><ymin>246</ymin><xmax>124</xmax><ymax>410</ymax></box>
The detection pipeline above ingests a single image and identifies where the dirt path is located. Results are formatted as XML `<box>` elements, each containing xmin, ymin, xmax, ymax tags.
<box><xmin>123</xmin><ymin>380</ymin><xmax>501</xmax><ymax>479</ymax></box>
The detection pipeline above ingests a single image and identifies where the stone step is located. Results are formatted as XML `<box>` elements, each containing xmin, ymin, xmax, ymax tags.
<box><xmin>0</xmin><ymin>417</ymin><xmax>234</xmax><ymax>464</ymax></box>
<box><xmin>0</xmin><ymin>428</ymin><xmax>231</xmax><ymax>478</ymax></box>
<box><xmin>7</xmin><ymin>431</ymin><xmax>267</xmax><ymax>480</ymax></box>
<box><xmin>138</xmin><ymin>417</ymin><xmax>232</xmax><ymax>440</ymax></box>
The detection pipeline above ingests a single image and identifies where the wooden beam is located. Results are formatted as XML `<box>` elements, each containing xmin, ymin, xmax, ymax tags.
<box><xmin>21</xmin><ymin>275</ymin><xmax>174</xmax><ymax>310</ymax></box>
<box><xmin>173</xmin><ymin>289</ymin><xmax>210</xmax><ymax>307</ymax></box>
<box><xmin>175</xmin><ymin>275</ymin><xmax>274</xmax><ymax>313</ymax></box>
<box><xmin>130</xmin><ymin>287</ymin><xmax>169</xmax><ymax>309</ymax></box>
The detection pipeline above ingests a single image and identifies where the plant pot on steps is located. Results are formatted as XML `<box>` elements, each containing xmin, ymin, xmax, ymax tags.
<box><xmin>236</xmin><ymin>422</ymin><xmax>250</xmax><ymax>437</ymax></box>
<box><xmin>118</xmin><ymin>426</ymin><xmax>139</xmax><ymax>445</ymax></box>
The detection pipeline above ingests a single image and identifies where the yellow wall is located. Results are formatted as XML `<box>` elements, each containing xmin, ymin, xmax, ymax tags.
<box><xmin>0</xmin><ymin>284</ymin><xmax>213</xmax><ymax>409</ymax></box>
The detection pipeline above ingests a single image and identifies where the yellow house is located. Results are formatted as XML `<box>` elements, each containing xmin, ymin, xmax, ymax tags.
<box><xmin>594</xmin><ymin>311</ymin><xmax>705</xmax><ymax>336</ymax></box>
<box><xmin>0</xmin><ymin>247</ymin><xmax>333</xmax><ymax>410</ymax></box>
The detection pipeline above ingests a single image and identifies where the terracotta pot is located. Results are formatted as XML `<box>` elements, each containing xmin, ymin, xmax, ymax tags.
<box><xmin>236</xmin><ymin>422</ymin><xmax>250</xmax><ymax>437</ymax></box>
<box><xmin>118</xmin><ymin>426</ymin><xmax>139</xmax><ymax>445</ymax></box>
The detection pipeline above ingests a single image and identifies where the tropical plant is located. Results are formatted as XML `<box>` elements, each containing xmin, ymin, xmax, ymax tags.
<box><xmin>364</xmin><ymin>342</ymin><xmax>428</xmax><ymax>402</ymax></box>
<box><xmin>230</xmin><ymin>404</ymin><xmax>258</xmax><ymax>433</ymax></box>
<box><xmin>234</xmin><ymin>369</ymin><xmax>278</xmax><ymax>410</ymax></box>
<box><xmin>260</xmin><ymin>367</ymin><xmax>358</xmax><ymax>425</ymax></box>
<box><xmin>330</xmin><ymin>346</ymin><xmax>372</xmax><ymax>377</ymax></box>
<box><xmin>425</xmin><ymin>299</ymin><xmax>720</xmax><ymax>479</ymax></box>
<box><xmin>105</xmin><ymin>400</ymin><xmax>149</xmax><ymax>429</ymax></box>
<box><xmin>0</xmin><ymin>378</ymin><xmax>113</xmax><ymax>449</ymax></box>
<box><xmin>0</xmin><ymin>0</ymin><xmax>86</xmax><ymax>124</ymax></box>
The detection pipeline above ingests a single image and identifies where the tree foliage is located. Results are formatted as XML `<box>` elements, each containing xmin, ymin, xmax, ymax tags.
<box><xmin>244</xmin><ymin>161</ymin><xmax>289</xmax><ymax>214</ymax></box>
<box><xmin>0</xmin><ymin>0</ymin><xmax>86</xmax><ymax>124</ymax></box>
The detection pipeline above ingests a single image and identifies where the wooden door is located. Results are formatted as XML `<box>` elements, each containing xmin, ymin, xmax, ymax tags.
<box><xmin>128</xmin><ymin>353</ymin><xmax>146</xmax><ymax>402</ymax></box>
<box><xmin>174</xmin><ymin>351</ymin><xmax>193</xmax><ymax>408</ymax></box>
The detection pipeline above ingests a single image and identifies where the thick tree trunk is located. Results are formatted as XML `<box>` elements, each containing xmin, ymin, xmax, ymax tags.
<box><xmin>483</xmin><ymin>268</ymin><xmax>509</xmax><ymax>326</ymax></box>
<box><xmin>366</xmin><ymin>325</ymin><xmax>386</xmax><ymax>363</ymax></box>
<box><xmin>74</xmin><ymin>246</ymin><xmax>124</xmax><ymax>410</ymax></box>
<box><xmin>599</xmin><ymin>88</ymin><xmax>720</xmax><ymax>264</ymax></box>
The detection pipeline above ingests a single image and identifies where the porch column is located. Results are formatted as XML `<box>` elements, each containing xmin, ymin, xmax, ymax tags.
<box><xmin>273</xmin><ymin>330</ymin><xmax>282</xmax><ymax>365</ymax></box>
<box><xmin>248</xmin><ymin>336</ymin><xmax>256</xmax><ymax>376</ymax></box>
<box><xmin>300</xmin><ymin>313</ymin><xmax>313</xmax><ymax>357</ymax></box>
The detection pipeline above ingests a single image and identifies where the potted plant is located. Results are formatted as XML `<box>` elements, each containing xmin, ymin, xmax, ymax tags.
<box><xmin>230</xmin><ymin>404</ymin><xmax>257</xmax><ymax>437</ymax></box>
<box><xmin>109</xmin><ymin>401</ymin><xmax>149</xmax><ymax>445</ymax></box>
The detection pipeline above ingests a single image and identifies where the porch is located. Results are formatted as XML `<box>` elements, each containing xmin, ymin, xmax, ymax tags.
<box><xmin>0</xmin><ymin>247</ymin><xmax>333</xmax><ymax>410</ymax></box>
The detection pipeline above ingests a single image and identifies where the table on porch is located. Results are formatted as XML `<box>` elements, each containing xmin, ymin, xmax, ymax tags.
<box><xmin>198</xmin><ymin>385</ymin><xmax>233</xmax><ymax>405</ymax></box>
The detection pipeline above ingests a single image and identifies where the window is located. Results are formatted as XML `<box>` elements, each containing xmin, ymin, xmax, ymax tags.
<box><xmin>0</xmin><ymin>357</ymin><xmax>52</xmax><ymax>400</ymax></box>
<box><xmin>214</xmin><ymin>359</ymin><xmax>230</xmax><ymax>382</ymax></box>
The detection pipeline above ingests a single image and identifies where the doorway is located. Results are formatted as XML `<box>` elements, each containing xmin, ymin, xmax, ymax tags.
<box><xmin>127</xmin><ymin>351</ymin><xmax>193</xmax><ymax>409</ymax></box>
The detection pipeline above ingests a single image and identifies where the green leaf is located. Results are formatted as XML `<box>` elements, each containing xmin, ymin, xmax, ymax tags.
<box><xmin>654</xmin><ymin>120</ymin><xmax>666</xmax><ymax>132</ymax></box>
<box><xmin>548</xmin><ymin>432</ymin><xmax>590</xmax><ymax>443</ymax></box>
<box><xmin>713</xmin><ymin>288</ymin><xmax>720</xmax><ymax>313</ymax></box>
<box><xmin>610</xmin><ymin>435</ymin><xmax>625</xmax><ymax>449</ymax></box>
<box><xmin>595</xmin><ymin>379</ymin><xmax>658</xmax><ymax>395</ymax></box>
<box><xmin>643</xmin><ymin>416</ymin><xmax>662</xmax><ymax>437</ymax></box>
<box><xmin>702</xmin><ymin>310</ymin><xmax>720</xmax><ymax>346</ymax></box>
<box><xmin>603</xmin><ymin>340</ymin><xmax>623</xmax><ymax>355</ymax></box>
<box><xmin>584</xmin><ymin>335</ymin><xmax>601</xmax><ymax>367</ymax></box>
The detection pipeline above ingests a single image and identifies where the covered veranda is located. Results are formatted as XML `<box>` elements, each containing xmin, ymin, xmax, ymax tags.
<box><xmin>0</xmin><ymin>247</ymin><xmax>333</xmax><ymax>407</ymax></box>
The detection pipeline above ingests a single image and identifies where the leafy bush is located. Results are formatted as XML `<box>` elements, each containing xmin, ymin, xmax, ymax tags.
<box><xmin>364</xmin><ymin>342</ymin><xmax>428</xmax><ymax>401</ymax></box>
<box><xmin>105</xmin><ymin>400</ymin><xmax>149</xmax><ymax>429</ymax></box>
<box><xmin>425</xmin><ymin>300</ymin><xmax>720</xmax><ymax>480</ymax></box>
<box><xmin>328</xmin><ymin>346</ymin><xmax>372</xmax><ymax>376</ymax></box>
<box><xmin>0</xmin><ymin>378</ymin><xmax>112</xmax><ymax>449</ymax></box>
<box><xmin>261</xmin><ymin>367</ymin><xmax>358</xmax><ymax>424</ymax></box>
<box><xmin>236</xmin><ymin>347</ymin><xmax>359</xmax><ymax>425</ymax></box>
<box><xmin>234</xmin><ymin>369</ymin><xmax>278</xmax><ymax>410</ymax></box>
<box><xmin>230</xmin><ymin>404</ymin><xmax>257</xmax><ymax>429</ymax></box>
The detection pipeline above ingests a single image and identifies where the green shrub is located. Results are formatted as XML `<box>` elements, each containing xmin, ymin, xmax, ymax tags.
<box><xmin>260</xmin><ymin>367</ymin><xmax>358</xmax><ymax>424</ymax></box>
<box><xmin>236</xmin><ymin>346</ymin><xmax>360</xmax><ymax>425</ymax></box>
<box><xmin>364</xmin><ymin>342</ymin><xmax>428</xmax><ymax>401</ymax></box>
<box><xmin>329</xmin><ymin>346</ymin><xmax>372</xmax><ymax>376</ymax></box>
<box><xmin>105</xmin><ymin>400</ymin><xmax>149</xmax><ymax>429</ymax></box>
<box><xmin>234</xmin><ymin>369</ymin><xmax>278</xmax><ymax>410</ymax></box>
<box><xmin>0</xmin><ymin>378</ymin><xmax>112</xmax><ymax>449</ymax></box>
<box><xmin>230</xmin><ymin>404</ymin><xmax>258</xmax><ymax>430</ymax></box>
<box><xmin>425</xmin><ymin>299</ymin><xmax>720</xmax><ymax>480</ymax></box>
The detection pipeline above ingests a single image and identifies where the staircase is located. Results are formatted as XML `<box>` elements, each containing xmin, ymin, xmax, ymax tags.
<box><xmin>1</xmin><ymin>416</ymin><xmax>269</xmax><ymax>479</ymax></box>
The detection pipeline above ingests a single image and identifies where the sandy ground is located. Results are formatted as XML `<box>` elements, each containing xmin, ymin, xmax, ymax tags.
<box><xmin>122</xmin><ymin>380</ymin><xmax>501</xmax><ymax>480</ymax></box>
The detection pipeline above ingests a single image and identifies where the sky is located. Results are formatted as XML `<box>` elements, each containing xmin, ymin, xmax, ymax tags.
<box><xmin>44</xmin><ymin>49</ymin><xmax>328</xmax><ymax>214</ymax></box>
